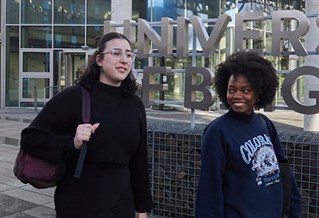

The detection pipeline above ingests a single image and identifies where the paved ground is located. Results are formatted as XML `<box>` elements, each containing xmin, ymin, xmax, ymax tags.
<box><xmin>0</xmin><ymin>107</ymin><xmax>305</xmax><ymax>217</ymax></box>
<box><xmin>0</xmin><ymin>110</ymin><xmax>55</xmax><ymax>218</ymax></box>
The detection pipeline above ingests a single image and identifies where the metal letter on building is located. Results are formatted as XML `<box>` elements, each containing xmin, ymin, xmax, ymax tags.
<box><xmin>184</xmin><ymin>67</ymin><xmax>215</xmax><ymax>110</ymax></box>
<box><xmin>235</xmin><ymin>12</ymin><xmax>264</xmax><ymax>53</ymax></box>
<box><xmin>282</xmin><ymin>66</ymin><xmax>319</xmax><ymax>114</ymax></box>
<box><xmin>137</xmin><ymin>18</ymin><xmax>173</xmax><ymax>57</ymax></box>
<box><xmin>176</xmin><ymin>17</ymin><xmax>189</xmax><ymax>58</ymax></box>
<box><xmin>104</xmin><ymin>19</ymin><xmax>136</xmax><ymax>44</ymax></box>
<box><xmin>189</xmin><ymin>14</ymin><xmax>231</xmax><ymax>57</ymax></box>
<box><xmin>104</xmin><ymin>20</ymin><xmax>117</xmax><ymax>34</ymax></box>
<box><xmin>123</xmin><ymin>19</ymin><xmax>136</xmax><ymax>44</ymax></box>
<box><xmin>272</xmin><ymin>10</ymin><xmax>309</xmax><ymax>56</ymax></box>
<box><xmin>142</xmin><ymin>67</ymin><xmax>172</xmax><ymax>106</ymax></box>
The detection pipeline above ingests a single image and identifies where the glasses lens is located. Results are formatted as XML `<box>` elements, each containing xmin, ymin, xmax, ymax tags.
<box><xmin>102</xmin><ymin>49</ymin><xmax>135</xmax><ymax>62</ymax></box>
<box><xmin>127</xmin><ymin>52</ymin><xmax>135</xmax><ymax>62</ymax></box>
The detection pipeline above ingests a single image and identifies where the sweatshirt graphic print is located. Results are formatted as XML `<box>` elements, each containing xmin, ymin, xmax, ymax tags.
<box><xmin>240</xmin><ymin>133</ymin><xmax>280</xmax><ymax>187</ymax></box>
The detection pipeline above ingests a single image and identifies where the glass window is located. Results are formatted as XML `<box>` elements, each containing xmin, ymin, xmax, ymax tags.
<box><xmin>87</xmin><ymin>0</ymin><xmax>111</xmax><ymax>24</ymax></box>
<box><xmin>23</xmin><ymin>52</ymin><xmax>50</xmax><ymax>73</ymax></box>
<box><xmin>22</xmin><ymin>78</ymin><xmax>50</xmax><ymax>98</ymax></box>
<box><xmin>149</xmin><ymin>0</ymin><xmax>220</xmax><ymax>21</ymax></box>
<box><xmin>54</xmin><ymin>0</ymin><xmax>85</xmax><ymax>24</ymax></box>
<box><xmin>87</xmin><ymin>26</ymin><xmax>104</xmax><ymax>48</ymax></box>
<box><xmin>280</xmin><ymin>0</ymin><xmax>294</xmax><ymax>10</ymax></box>
<box><xmin>132</xmin><ymin>0</ymin><xmax>148</xmax><ymax>20</ymax></box>
<box><xmin>6</xmin><ymin>0</ymin><xmax>20</xmax><ymax>24</ymax></box>
<box><xmin>264</xmin><ymin>0</ymin><xmax>277</xmax><ymax>14</ymax></box>
<box><xmin>238</xmin><ymin>0</ymin><xmax>253</xmax><ymax>12</ymax></box>
<box><xmin>151</xmin><ymin>1</ymin><xmax>176</xmax><ymax>21</ymax></box>
<box><xmin>21</xmin><ymin>0</ymin><xmax>52</xmax><ymax>24</ymax></box>
<box><xmin>290</xmin><ymin>0</ymin><xmax>304</xmax><ymax>10</ymax></box>
<box><xmin>54</xmin><ymin>26</ymin><xmax>85</xmax><ymax>48</ymax></box>
<box><xmin>5</xmin><ymin>26</ymin><xmax>20</xmax><ymax>107</ymax></box>
<box><xmin>21</xmin><ymin>27</ymin><xmax>52</xmax><ymax>48</ymax></box>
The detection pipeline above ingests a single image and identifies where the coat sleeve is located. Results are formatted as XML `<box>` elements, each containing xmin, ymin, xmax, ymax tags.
<box><xmin>20</xmin><ymin>86</ymin><xmax>82</xmax><ymax>163</ymax></box>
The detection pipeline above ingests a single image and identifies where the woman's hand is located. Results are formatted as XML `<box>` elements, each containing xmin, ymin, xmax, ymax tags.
<box><xmin>73</xmin><ymin>123</ymin><xmax>100</xmax><ymax>149</ymax></box>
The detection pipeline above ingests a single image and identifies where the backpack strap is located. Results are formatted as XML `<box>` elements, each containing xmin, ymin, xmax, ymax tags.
<box><xmin>257</xmin><ymin>113</ymin><xmax>271</xmax><ymax>136</ymax></box>
<box><xmin>74</xmin><ymin>86</ymin><xmax>90</xmax><ymax>178</ymax></box>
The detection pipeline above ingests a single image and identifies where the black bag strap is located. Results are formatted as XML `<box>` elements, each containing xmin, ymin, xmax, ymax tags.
<box><xmin>74</xmin><ymin>86</ymin><xmax>90</xmax><ymax>178</ymax></box>
<box><xmin>257</xmin><ymin>113</ymin><xmax>271</xmax><ymax>136</ymax></box>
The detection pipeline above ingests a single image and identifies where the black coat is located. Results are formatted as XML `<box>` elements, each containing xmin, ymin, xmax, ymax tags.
<box><xmin>21</xmin><ymin>84</ymin><xmax>153</xmax><ymax>217</ymax></box>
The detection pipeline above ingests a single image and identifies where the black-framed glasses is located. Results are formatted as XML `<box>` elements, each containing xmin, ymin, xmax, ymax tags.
<box><xmin>100</xmin><ymin>48</ymin><xmax>136</xmax><ymax>62</ymax></box>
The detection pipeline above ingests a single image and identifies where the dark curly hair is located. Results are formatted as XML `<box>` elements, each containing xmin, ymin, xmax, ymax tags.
<box><xmin>76</xmin><ymin>32</ymin><xmax>137</xmax><ymax>95</ymax></box>
<box><xmin>214</xmin><ymin>51</ymin><xmax>278</xmax><ymax>110</ymax></box>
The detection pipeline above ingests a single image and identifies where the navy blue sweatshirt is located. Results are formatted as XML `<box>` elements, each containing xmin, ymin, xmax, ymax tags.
<box><xmin>195</xmin><ymin>110</ymin><xmax>301</xmax><ymax>218</ymax></box>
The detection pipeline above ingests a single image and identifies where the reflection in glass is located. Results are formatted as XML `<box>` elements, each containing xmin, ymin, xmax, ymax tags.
<box><xmin>21</xmin><ymin>0</ymin><xmax>52</xmax><ymax>24</ymax></box>
<box><xmin>87</xmin><ymin>26</ymin><xmax>104</xmax><ymax>48</ymax></box>
<box><xmin>6</xmin><ymin>0</ymin><xmax>20</xmax><ymax>24</ymax></box>
<box><xmin>22</xmin><ymin>78</ymin><xmax>50</xmax><ymax>98</ymax></box>
<box><xmin>5</xmin><ymin>26</ymin><xmax>19</xmax><ymax>107</ymax></box>
<box><xmin>87</xmin><ymin>0</ymin><xmax>111</xmax><ymax>24</ymax></box>
<box><xmin>23</xmin><ymin>52</ymin><xmax>50</xmax><ymax>72</ymax></box>
<box><xmin>22</xmin><ymin>27</ymin><xmax>52</xmax><ymax>48</ymax></box>
<box><xmin>54</xmin><ymin>0</ymin><xmax>85</xmax><ymax>24</ymax></box>
<box><xmin>149</xmin><ymin>0</ymin><xmax>219</xmax><ymax>21</ymax></box>
<box><xmin>132</xmin><ymin>0</ymin><xmax>147</xmax><ymax>20</ymax></box>
<box><xmin>54</xmin><ymin>26</ymin><xmax>85</xmax><ymax>48</ymax></box>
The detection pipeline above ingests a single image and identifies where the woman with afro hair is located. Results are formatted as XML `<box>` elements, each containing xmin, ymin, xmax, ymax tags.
<box><xmin>195</xmin><ymin>51</ymin><xmax>301</xmax><ymax>218</ymax></box>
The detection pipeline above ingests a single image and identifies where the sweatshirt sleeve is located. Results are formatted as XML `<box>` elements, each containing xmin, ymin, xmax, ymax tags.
<box><xmin>195</xmin><ymin>123</ymin><xmax>226</xmax><ymax>217</ymax></box>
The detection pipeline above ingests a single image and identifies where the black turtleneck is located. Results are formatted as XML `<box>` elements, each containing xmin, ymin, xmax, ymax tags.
<box><xmin>20</xmin><ymin>83</ymin><xmax>153</xmax><ymax>212</ymax></box>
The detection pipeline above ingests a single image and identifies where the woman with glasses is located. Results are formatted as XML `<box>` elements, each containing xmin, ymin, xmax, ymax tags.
<box><xmin>20</xmin><ymin>32</ymin><xmax>153</xmax><ymax>218</ymax></box>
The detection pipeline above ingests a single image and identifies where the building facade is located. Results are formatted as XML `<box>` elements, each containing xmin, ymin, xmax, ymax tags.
<box><xmin>0</xmin><ymin>0</ymin><xmax>305</xmax><ymax>109</ymax></box>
